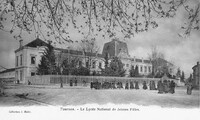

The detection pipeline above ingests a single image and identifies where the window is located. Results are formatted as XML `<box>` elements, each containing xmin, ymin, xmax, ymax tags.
<box><xmin>86</xmin><ymin>61</ymin><xmax>89</xmax><ymax>68</ymax></box>
<box><xmin>170</xmin><ymin>68</ymin><xmax>172</xmax><ymax>73</ymax></box>
<box><xmin>31</xmin><ymin>56</ymin><xmax>36</xmax><ymax>64</ymax></box>
<box><xmin>16</xmin><ymin>56</ymin><xmax>19</xmax><ymax>67</ymax></box>
<box><xmin>144</xmin><ymin>66</ymin><xmax>147</xmax><ymax>73</ymax></box>
<box><xmin>99</xmin><ymin>62</ymin><xmax>102</xmax><ymax>68</ymax></box>
<box><xmin>92</xmin><ymin>61</ymin><xmax>96</xmax><ymax>68</ymax></box>
<box><xmin>20</xmin><ymin>70</ymin><xmax>23</xmax><ymax>81</ymax></box>
<box><xmin>31</xmin><ymin>72</ymin><xmax>35</xmax><ymax>76</ymax></box>
<box><xmin>149</xmin><ymin>66</ymin><xmax>151</xmax><ymax>73</ymax></box>
<box><xmin>20</xmin><ymin>54</ymin><xmax>23</xmax><ymax>66</ymax></box>
<box><xmin>16</xmin><ymin>71</ymin><xmax>18</xmax><ymax>79</ymax></box>
<box><xmin>79</xmin><ymin>61</ymin><xmax>82</xmax><ymax>67</ymax></box>
<box><xmin>140</xmin><ymin>66</ymin><xmax>143</xmax><ymax>72</ymax></box>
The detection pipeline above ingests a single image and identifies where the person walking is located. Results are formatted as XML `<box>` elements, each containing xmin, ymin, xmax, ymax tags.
<box><xmin>125</xmin><ymin>81</ymin><xmax>129</xmax><ymax>90</ymax></box>
<box><xmin>70</xmin><ymin>79</ymin><xmax>73</xmax><ymax>87</ymax></box>
<box><xmin>143</xmin><ymin>81</ymin><xmax>147</xmax><ymax>90</ymax></box>
<box><xmin>157</xmin><ymin>80</ymin><xmax>164</xmax><ymax>94</ymax></box>
<box><xmin>169</xmin><ymin>80</ymin><xmax>176</xmax><ymax>94</ymax></box>
<box><xmin>130</xmin><ymin>81</ymin><xmax>134</xmax><ymax>89</ymax></box>
<box><xmin>135</xmin><ymin>81</ymin><xmax>139</xmax><ymax>90</ymax></box>
<box><xmin>187</xmin><ymin>82</ymin><xmax>193</xmax><ymax>95</ymax></box>
<box><xmin>74</xmin><ymin>78</ymin><xmax>77</xmax><ymax>86</ymax></box>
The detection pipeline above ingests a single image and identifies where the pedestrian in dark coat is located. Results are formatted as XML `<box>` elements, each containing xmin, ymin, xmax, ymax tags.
<box><xmin>74</xmin><ymin>78</ymin><xmax>77</xmax><ymax>86</ymax></box>
<box><xmin>143</xmin><ymin>81</ymin><xmax>147</xmax><ymax>90</ymax></box>
<box><xmin>90</xmin><ymin>81</ymin><xmax>93</xmax><ymax>89</ymax></box>
<box><xmin>120</xmin><ymin>82</ymin><xmax>123</xmax><ymax>89</ymax></box>
<box><xmin>169</xmin><ymin>80</ymin><xmax>175</xmax><ymax>94</ymax></box>
<box><xmin>125</xmin><ymin>81</ymin><xmax>129</xmax><ymax>89</ymax></box>
<box><xmin>149</xmin><ymin>81</ymin><xmax>152</xmax><ymax>90</ymax></box>
<box><xmin>167</xmin><ymin>80</ymin><xmax>171</xmax><ymax>92</ymax></box>
<box><xmin>130</xmin><ymin>81</ymin><xmax>134</xmax><ymax>89</ymax></box>
<box><xmin>157</xmin><ymin>80</ymin><xmax>164</xmax><ymax>94</ymax></box>
<box><xmin>187</xmin><ymin>82</ymin><xmax>193</xmax><ymax>95</ymax></box>
<box><xmin>163</xmin><ymin>80</ymin><xmax>168</xmax><ymax>93</ymax></box>
<box><xmin>152</xmin><ymin>81</ymin><xmax>156</xmax><ymax>90</ymax></box>
<box><xmin>70</xmin><ymin>79</ymin><xmax>73</xmax><ymax>87</ymax></box>
<box><xmin>135</xmin><ymin>81</ymin><xmax>139</xmax><ymax>89</ymax></box>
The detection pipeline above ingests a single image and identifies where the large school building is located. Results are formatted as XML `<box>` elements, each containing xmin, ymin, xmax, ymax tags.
<box><xmin>14</xmin><ymin>38</ymin><xmax>153</xmax><ymax>83</ymax></box>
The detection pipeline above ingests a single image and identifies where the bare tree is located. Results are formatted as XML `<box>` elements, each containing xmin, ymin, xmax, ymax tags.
<box><xmin>79</xmin><ymin>37</ymin><xmax>99</xmax><ymax>68</ymax></box>
<box><xmin>0</xmin><ymin>0</ymin><xmax>199</xmax><ymax>42</ymax></box>
<box><xmin>148</xmin><ymin>46</ymin><xmax>173</xmax><ymax>77</ymax></box>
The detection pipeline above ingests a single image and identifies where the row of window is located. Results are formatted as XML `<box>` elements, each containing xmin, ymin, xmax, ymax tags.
<box><xmin>16</xmin><ymin>54</ymin><xmax>36</xmax><ymax>67</ymax></box>
<box><xmin>123</xmin><ymin>63</ymin><xmax>151</xmax><ymax>73</ymax></box>
<box><xmin>79</xmin><ymin>61</ymin><xmax>102</xmax><ymax>69</ymax></box>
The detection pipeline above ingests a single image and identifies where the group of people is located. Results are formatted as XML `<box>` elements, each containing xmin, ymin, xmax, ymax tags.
<box><xmin>69</xmin><ymin>79</ymin><xmax>78</xmax><ymax>87</ymax></box>
<box><xmin>90</xmin><ymin>79</ymin><xmax>178</xmax><ymax>94</ymax></box>
<box><xmin>157</xmin><ymin>80</ymin><xmax>176</xmax><ymax>94</ymax></box>
<box><xmin>90</xmin><ymin>80</ymin><xmax>154</xmax><ymax>90</ymax></box>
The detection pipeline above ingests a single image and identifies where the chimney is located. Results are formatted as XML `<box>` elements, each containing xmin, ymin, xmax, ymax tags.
<box><xmin>19</xmin><ymin>40</ymin><xmax>23</xmax><ymax>48</ymax></box>
<box><xmin>197</xmin><ymin>62</ymin><xmax>199</xmax><ymax>65</ymax></box>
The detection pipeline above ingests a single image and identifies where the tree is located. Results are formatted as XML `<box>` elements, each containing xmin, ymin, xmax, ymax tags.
<box><xmin>181</xmin><ymin>71</ymin><xmax>185</xmax><ymax>82</ymax></box>
<box><xmin>79</xmin><ymin>38</ymin><xmax>99</xmax><ymax>69</ymax></box>
<box><xmin>104</xmin><ymin>52</ymin><xmax>109</xmax><ymax>68</ymax></box>
<box><xmin>129</xmin><ymin>65</ymin><xmax>135</xmax><ymax>77</ymax></box>
<box><xmin>176</xmin><ymin>68</ymin><xmax>181</xmax><ymax>79</ymax></box>
<box><xmin>149</xmin><ymin>46</ymin><xmax>165</xmax><ymax>76</ymax></box>
<box><xmin>134</xmin><ymin>65</ymin><xmax>140</xmax><ymax>77</ymax></box>
<box><xmin>102</xmin><ymin>57</ymin><xmax>126</xmax><ymax>77</ymax></box>
<box><xmin>0</xmin><ymin>0</ymin><xmax>199</xmax><ymax>42</ymax></box>
<box><xmin>37</xmin><ymin>41</ymin><xmax>57</xmax><ymax>75</ymax></box>
<box><xmin>61</xmin><ymin>57</ymin><xmax>80</xmax><ymax>75</ymax></box>
<box><xmin>76</xmin><ymin>66</ymin><xmax>90</xmax><ymax>76</ymax></box>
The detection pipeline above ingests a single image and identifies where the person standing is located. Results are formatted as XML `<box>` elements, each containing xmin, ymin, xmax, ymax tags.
<box><xmin>74</xmin><ymin>78</ymin><xmax>77</xmax><ymax>86</ymax></box>
<box><xmin>0</xmin><ymin>80</ymin><xmax>5</xmax><ymax>95</ymax></box>
<box><xmin>149</xmin><ymin>81</ymin><xmax>152</xmax><ymax>90</ymax></box>
<box><xmin>70</xmin><ymin>79</ymin><xmax>73</xmax><ymax>87</ymax></box>
<box><xmin>163</xmin><ymin>80</ymin><xmax>168</xmax><ymax>93</ymax></box>
<box><xmin>169</xmin><ymin>80</ymin><xmax>176</xmax><ymax>94</ymax></box>
<box><xmin>130</xmin><ymin>81</ymin><xmax>134</xmax><ymax>89</ymax></box>
<box><xmin>143</xmin><ymin>81</ymin><xmax>147</xmax><ymax>90</ymax></box>
<box><xmin>152</xmin><ymin>81</ymin><xmax>156</xmax><ymax>90</ymax></box>
<box><xmin>125</xmin><ymin>81</ymin><xmax>129</xmax><ymax>90</ymax></box>
<box><xmin>157</xmin><ymin>80</ymin><xmax>164</xmax><ymax>94</ymax></box>
<box><xmin>187</xmin><ymin>82</ymin><xmax>193</xmax><ymax>95</ymax></box>
<box><xmin>135</xmin><ymin>81</ymin><xmax>139</xmax><ymax>90</ymax></box>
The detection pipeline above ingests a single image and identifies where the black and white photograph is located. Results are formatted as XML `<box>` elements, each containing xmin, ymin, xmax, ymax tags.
<box><xmin>0</xmin><ymin>0</ymin><xmax>199</xmax><ymax>120</ymax></box>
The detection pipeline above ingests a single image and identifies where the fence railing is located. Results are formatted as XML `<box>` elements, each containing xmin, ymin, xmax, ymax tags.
<box><xmin>26</xmin><ymin>75</ymin><xmax>178</xmax><ymax>85</ymax></box>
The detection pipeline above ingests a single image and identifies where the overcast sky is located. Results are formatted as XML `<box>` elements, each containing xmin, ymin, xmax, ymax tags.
<box><xmin>0</xmin><ymin>1</ymin><xmax>199</xmax><ymax>78</ymax></box>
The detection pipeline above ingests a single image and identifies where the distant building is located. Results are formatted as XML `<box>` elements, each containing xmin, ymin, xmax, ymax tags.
<box><xmin>0</xmin><ymin>68</ymin><xmax>15</xmax><ymax>82</ymax></box>
<box><xmin>192</xmin><ymin>62</ymin><xmax>200</xmax><ymax>88</ymax></box>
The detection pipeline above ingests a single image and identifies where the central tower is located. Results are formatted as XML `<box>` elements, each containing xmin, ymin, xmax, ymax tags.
<box><xmin>102</xmin><ymin>38</ymin><xmax>130</xmax><ymax>58</ymax></box>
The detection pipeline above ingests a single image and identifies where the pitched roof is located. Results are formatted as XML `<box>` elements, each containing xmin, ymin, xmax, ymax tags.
<box><xmin>25</xmin><ymin>38</ymin><xmax>49</xmax><ymax>47</ymax></box>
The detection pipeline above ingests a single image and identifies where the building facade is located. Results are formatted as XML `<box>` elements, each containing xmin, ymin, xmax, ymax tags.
<box><xmin>0</xmin><ymin>68</ymin><xmax>15</xmax><ymax>82</ymax></box>
<box><xmin>15</xmin><ymin>38</ymin><xmax>153</xmax><ymax>83</ymax></box>
<box><xmin>15</xmin><ymin>39</ymin><xmax>47</xmax><ymax>83</ymax></box>
<box><xmin>192</xmin><ymin>62</ymin><xmax>200</xmax><ymax>88</ymax></box>
<box><xmin>102</xmin><ymin>39</ymin><xmax>152</xmax><ymax>76</ymax></box>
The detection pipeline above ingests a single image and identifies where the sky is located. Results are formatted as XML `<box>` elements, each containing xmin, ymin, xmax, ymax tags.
<box><xmin>0</xmin><ymin>1</ymin><xmax>200</xmax><ymax>78</ymax></box>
